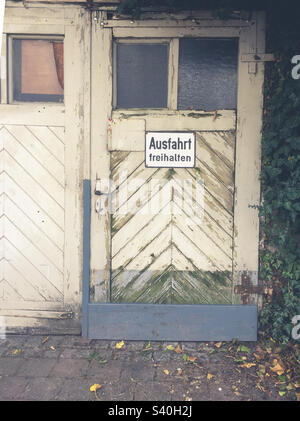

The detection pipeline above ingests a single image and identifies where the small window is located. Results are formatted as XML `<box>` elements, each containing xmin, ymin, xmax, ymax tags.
<box><xmin>12</xmin><ymin>38</ymin><xmax>64</xmax><ymax>102</ymax></box>
<box><xmin>178</xmin><ymin>38</ymin><xmax>238</xmax><ymax>111</ymax></box>
<box><xmin>115</xmin><ymin>43</ymin><xmax>169</xmax><ymax>109</ymax></box>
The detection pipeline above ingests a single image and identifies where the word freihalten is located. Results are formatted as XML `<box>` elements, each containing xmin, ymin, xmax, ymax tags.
<box><xmin>148</xmin><ymin>136</ymin><xmax>193</xmax><ymax>163</ymax></box>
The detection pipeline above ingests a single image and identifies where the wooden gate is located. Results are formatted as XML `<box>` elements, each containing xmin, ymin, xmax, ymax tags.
<box><xmin>0</xmin><ymin>5</ymin><xmax>88</xmax><ymax>333</ymax></box>
<box><xmin>84</xmin><ymin>10</ymin><xmax>266</xmax><ymax>340</ymax></box>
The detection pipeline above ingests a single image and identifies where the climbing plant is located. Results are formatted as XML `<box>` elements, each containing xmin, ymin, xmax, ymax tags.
<box><xmin>116</xmin><ymin>0</ymin><xmax>300</xmax><ymax>344</ymax></box>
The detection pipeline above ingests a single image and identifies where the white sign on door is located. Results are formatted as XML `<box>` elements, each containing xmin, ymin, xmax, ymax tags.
<box><xmin>145</xmin><ymin>132</ymin><xmax>195</xmax><ymax>168</ymax></box>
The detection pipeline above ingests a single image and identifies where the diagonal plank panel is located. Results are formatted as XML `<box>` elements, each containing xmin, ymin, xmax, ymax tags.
<box><xmin>110</xmin><ymin>130</ymin><xmax>235</xmax><ymax>304</ymax></box>
<box><xmin>0</xmin><ymin>124</ymin><xmax>65</xmax><ymax>306</ymax></box>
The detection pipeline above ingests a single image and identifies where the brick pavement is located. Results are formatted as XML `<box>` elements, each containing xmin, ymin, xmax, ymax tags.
<box><xmin>0</xmin><ymin>335</ymin><xmax>277</xmax><ymax>401</ymax></box>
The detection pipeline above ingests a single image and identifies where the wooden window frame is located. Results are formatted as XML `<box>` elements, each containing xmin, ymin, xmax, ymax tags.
<box><xmin>8</xmin><ymin>34</ymin><xmax>64</xmax><ymax>104</ymax></box>
<box><xmin>113</xmin><ymin>36</ymin><xmax>239</xmax><ymax>112</ymax></box>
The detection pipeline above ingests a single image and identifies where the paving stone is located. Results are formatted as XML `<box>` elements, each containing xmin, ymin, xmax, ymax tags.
<box><xmin>133</xmin><ymin>381</ymin><xmax>175</xmax><ymax>401</ymax></box>
<box><xmin>99</xmin><ymin>380</ymin><xmax>135</xmax><ymax>401</ymax></box>
<box><xmin>92</xmin><ymin>340</ymin><xmax>111</xmax><ymax>350</ymax></box>
<box><xmin>120</xmin><ymin>361</ymin><xmax>156</xmax><ymax>382</ymax></box>
<box><xmin>54</xmin><ymin>378</ymin><xmax>94</xmax><ymax>401</ymax></box>
<box><xmin>181</xmin><ymin>342</ymin><xmax>200</xmax><ymax>352</ymax></box>
<box><xmin>16</xmin><ymin>358</ymin><xmax>57</xmax><ymax>377</ymax></box>
<box><xmin>59</xmin><ymin>347</ymin><xmax>94</xmax><ymax>359</ymax></box>
<box><xmin>0</xmin><ymin>376</ymin><xmax>29</xmax><ymax>400</ymax></box>
<box><xmin>5</xmin><ymin>335</ymin><xmax>28</xmax><ymax>348</ymax></box>
<box><xmin>87</xmin><ymin>360</ymin><xmax>122</xmax><ymax>381</ymax></box>
<box><xmin>22</xmin><ymin>346</ymin><xmax>45</xmax><ymax>358</ymax></box>
<box><xmin>51</xmin><ymin>358</ymin><xmax>90</xmax><ymax>378</ymax></box>
<box><xmin>21</xmin><ymin>378</ymin><xmax>64</xmax><ymax>401</ymax></box>
<box><xmin>43</xmin><ymin>347</ymin><xmax>62</xmax><ymax>359</ymax></box>
<box><xmin>0</xmin><ymin>357</ymin><xmax>24</xmax><ymax>376</ymax></box>
<box><xmin>124</xmin><ymin>341</ymin><xmax>147</xmax><ymax>351</ymax></box>
<box><xmin>152</xmin><ymin>350</ymin><xmax>172</xmax><ymax>362</ymax></box>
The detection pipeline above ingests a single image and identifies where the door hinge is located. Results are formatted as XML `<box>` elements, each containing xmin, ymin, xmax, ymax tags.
<box><xmin>234</xmin><ymin>273</ymin><xmax>273</xmax><ymax>305</ymax></box>
<box><xmin>241</xmin><ymin>53</ymin><xmax>275</xmax><ymax>74</ymax></box>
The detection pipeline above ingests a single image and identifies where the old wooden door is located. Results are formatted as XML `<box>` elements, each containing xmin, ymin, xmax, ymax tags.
<box><xmin>0</xmin><ymin>5</ymin><xmax>87</xmax><ymax>333</ymax></box>
<box><xmin>86</xmin><ymin>11</ymin><xmax>266</xmax><ymax>340</ymax></box>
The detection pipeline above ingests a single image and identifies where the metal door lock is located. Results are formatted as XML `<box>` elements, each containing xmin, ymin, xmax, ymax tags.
<box><xmin>95</xmin><ymin>180</ymin><xmax>109</xmax><ymax>213</ymax></box>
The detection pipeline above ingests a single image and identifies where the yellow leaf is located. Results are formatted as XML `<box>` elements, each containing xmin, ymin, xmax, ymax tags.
<box><xmin>174</xmin><ymin>345</ymin><xmax>183</xmax><ymax>354</ymax></box>
<box><xmin>166</xmin><ymin>345</ymin><xmax>175</xmax><ymax>351</ymax></box>
<box><xmin>90</xmin><ymin>384</ymin><xmax>102</xmax><ymax>392</ymax></box>
<box><xmin>215</xmin><ymin>342</ymin><xmax>222</xmax><ymax>348</ymax></box>
<box><xmin>185</xmin><ymin>396</ymin><xmax>192</xmax><ymax>401</ymax></box>
<box><xmin>240</xmin><ymin>362</ymin><xmax>256</xmax><ymax>368</ymax></box>
<box><xmin>253</xmin><ymin>352</ymin><xmax>263</xmax><ymax>360</ymax></box>
<box><xmin>41</xmin><ymin>336</ymin><xmax>49</xmax><ymax>344</ymax></box>
<box><xmin>270</xmin><ymin>363</ymin><xmax>284</xmax><ymax>376</ymax></box>
<box><xmin>163</xmin><ymin>369</ymin><xmax>169</xmax><ymax>375</ymax></box>
<box><xmin>115</xmin><ymin>340</ymin><xmax>125</xmax><ymax>349</ymax></box>
<box><xmin>207</xmin><ymin>373</ymin><xmax>214</xmax><ymax>380</ymax></box>
<box><xmin>50</xmin><ymin>346</ymin><xmax>56</xmax><ymax>351</ymax></box>
<box><xmin>12</xmin><ymin>349</ymin><xmax>21</xmax><ymax>355</ymax></box>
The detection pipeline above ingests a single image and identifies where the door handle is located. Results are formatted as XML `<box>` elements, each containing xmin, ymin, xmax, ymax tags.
<box><xmin>94</xmin><ymin>180</ymin><xmax>109</xmax><ymax>213</ymax></box>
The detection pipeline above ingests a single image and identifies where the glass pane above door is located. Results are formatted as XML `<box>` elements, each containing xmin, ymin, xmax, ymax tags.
<box><xmin>178</xmin><ymin>38</ymin><xmax>238</xmax><ymax>111</ymax></box>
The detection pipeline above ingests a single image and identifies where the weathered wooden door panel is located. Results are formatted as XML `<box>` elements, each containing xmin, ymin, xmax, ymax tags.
<box><xmin>110</xmin><ymin>129</ymin><xmax>235</xmax><ymax>304</ymax></box>
<box><xmin>87</xmin><ymin>11</ymin><xmax>266</xmax><ymax>340</ymax></box>
<box><xmin>1</xmin><ymin>5</ymin><xmax>87</xmax><ymax>332</ymax></box>
<box><xmin>0</xmin><ymin>124</ymin><xmax>65</xmax><ymax>305</ymax></box>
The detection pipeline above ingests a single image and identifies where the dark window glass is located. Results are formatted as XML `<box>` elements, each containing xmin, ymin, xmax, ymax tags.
<box><xmin>116</xmin><ymin>43</ymin><xmax>168</xmax><ymax>108</ymax></box>
<box><xmin>12</xmin><ymin>39</ymin><xmax>64</xmax><ymax>102</ymax></box>
<box><xmin>178</xmin><ymin>38</ymin><xmax>238</xmax><ymax>111</ymax></box>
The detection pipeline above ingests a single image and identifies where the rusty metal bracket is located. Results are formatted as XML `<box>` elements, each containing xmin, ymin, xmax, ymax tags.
<box><xmin>234</xmin><ymin>273</ymin><xmax>273</xmax><ymax>305</ymax></box>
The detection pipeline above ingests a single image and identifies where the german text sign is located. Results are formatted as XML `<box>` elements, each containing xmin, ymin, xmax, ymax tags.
<box><xmin>145</xmin><ymin>132</ymin><xmax>196</xmax><ymax>168</ymax></box>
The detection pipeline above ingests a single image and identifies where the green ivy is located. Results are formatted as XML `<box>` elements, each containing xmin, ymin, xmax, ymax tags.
<box><xmin>116</xmin><ymin>0</ymin><xmax>300</xmax><ymax>344</ymax></box>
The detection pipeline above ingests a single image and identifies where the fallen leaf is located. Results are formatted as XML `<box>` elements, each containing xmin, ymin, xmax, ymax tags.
<box><xmin>166</xmin><ymin>345</ymin><xmax>175</xmax><ymax>351</ymax></box>
<box><xmin>41</xmin><ymin>337</ymin><xmax>49</xmax><ymax>345</ymax></box>
<box><xmin>240</xmin><ymin>362</ymin><xmax>256</xmax><ymax>368</ymax></box>
<box><xmin>185</xmin><ymin>396</ymin><xmax>192</xmax><ymax>401</ymax></box>
<box><xmin>270</xmin><ymin>362</ymin><xmax>285</xmax><ymax>376</ymax></box>
<box><xmin>177</xmin><ymin>368</ymin><xmax>183</xmax><ymax>375</ymax></box>
<box><xmin>253</xmin><ymin>352</ymin><xmax>263</xmax><ymax>360</ymax></box>
<box><xmin>278</xmin><ymin>391</ymin><xmax>286</xmax><ymax>396</ymax></box>
<box><xmin>215</xmin><ymin>342</ymin><xmax>222</xmax><ymax>348</ymax></box>
<box><xmin>115</xmin><ymin>340</ymin><xmax>125</xmax><ymax>349</ymax></box>
<box><xmin>50</xmin><ymin>346</ymin><xmax>56</xmax><ymax>351</ymax></box>
<box><xmin>237</xmin><ymin>345</ymin><xmax>251</xmax><ymax>354</ymax></box>
<box><xmin>12</xmin><ymin>349</ymin><xmax>21</xmax><ymax>355</ymax></box>
<box><xmin>163</xmin><ymin>369</ymin><xmax>169</xmax><ymax>375</ymax></box>
<box><xmin>187</xmin><ymin>356</ymin><xmax>197</xmax><ymax>362</ymax></box>
<box><xmin>144</xmin><ymin>341</ymin><xmax>151</xmax><ymax>349</ymax></box>
<box><xmin>174</xmin><ymin>345</ymin><xmax>183</xmax><ymax>354</ymax></box>
<box><xmin>90</xmin><ymin>384</ymin><xmax>102</xmax><ymax>392</ymax></box>
<box><xmin>207</xmin><ymin>373</ymin><xmax>214</xmax><ymax>380</ymax></box>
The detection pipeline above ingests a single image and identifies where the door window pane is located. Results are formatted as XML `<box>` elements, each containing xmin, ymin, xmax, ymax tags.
<box><xmin>178</xmin><ymin>38</ymin><xmax>238</xmax><ymax>111</ymax></box>
<box><xmin>12</xmin><ymin>39</ymin><xmax>64</xmax><ymax>102</ymax></box>
<box><xmin>115</xmin><ymin>43</ymin><xmax>168</xmax><ymax>108</ymax></box>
